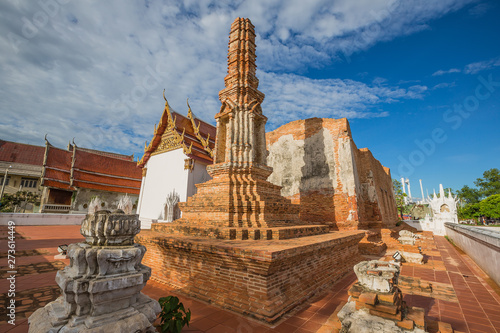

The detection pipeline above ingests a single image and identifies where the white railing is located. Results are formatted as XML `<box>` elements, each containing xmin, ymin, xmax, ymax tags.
<box><xmin>41</xmin><ymin>204</ymin><xmax>72</xmax><ymax>213</ymax></box>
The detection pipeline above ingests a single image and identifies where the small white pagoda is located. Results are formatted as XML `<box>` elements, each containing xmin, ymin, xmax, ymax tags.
<box><xmin>420</xmin><ymin>184</ymin><xmax>458</xmax><ymax>235</ymax></box>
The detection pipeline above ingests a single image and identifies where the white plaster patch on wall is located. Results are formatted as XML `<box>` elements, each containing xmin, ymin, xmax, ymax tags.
<box><xmin>267</xmin><ymin>134</ymin><xmax>305</xmax><ymax>197</ymax></box>
<box><xmin>267</xmin><ymin>129</ymin><xmax>337</xmax><ymax>197</ymax></box>
<box><xmin>337</xmin><ymin>137</ymin><xmax>358</xmax><ymax>197</ymax></box>
<box><xmin>363</xmin><ymin>171</ymin><xmax>378</xmax><ymax>202</ymax></box>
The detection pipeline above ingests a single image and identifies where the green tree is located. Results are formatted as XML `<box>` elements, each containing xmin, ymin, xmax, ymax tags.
<box><xmin>456</xmin><ymin>185</ymin><xmax>481</xmax><ymax>204</ymax></box>
<box><xmin>479</xmin><ymin>194</ymin><xmax>500</xmax><ymax>219</ymax></box>
<box><xmin>475</xmin><ymin>168</ymin><xmax>500</xmax><ymax>198</ymax></box>
<box><xmin>458</xmin><ymin>202</ymin><xmax>481</xmax><ymax>221</ymax></box>
<box><xmin>0</xmin><ymin>191</ymin><xmax>40</xmax><ymax>212</ymax></box>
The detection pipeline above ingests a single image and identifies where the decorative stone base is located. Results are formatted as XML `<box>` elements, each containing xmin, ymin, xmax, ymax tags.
<box><xmin>136</xmin><ymin>230</ymin><xmax>365</xmax><ymax>323</ymax></box>
<box><xmin>29</xmin><ymin>211</ymin><xmax>160</xmax><ymax>333</ymax></box>
<box><xmin>29</xmin><ymin>295</ymin><xmax>159</xmax><ymax>333</ymax></box>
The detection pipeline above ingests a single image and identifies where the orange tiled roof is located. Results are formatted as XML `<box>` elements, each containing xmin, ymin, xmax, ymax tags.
<box><xmin>137</xmin><ymin>95</ymin><xmax>216</xmax><ymax>167</ymax></box>
<box><xmin>72</xmin><ymin>146</ymin><xmax>134</xmax><ymax>161</ymax></box>
<box><xmin>0</xmin><ymin>140</ymin><xmax>45</xmax><ymax>166</ymax></box>
<box><xmin>41</xmin><ymin>142</ymin><xmax>141</xmax><ymax>194</ymax></box>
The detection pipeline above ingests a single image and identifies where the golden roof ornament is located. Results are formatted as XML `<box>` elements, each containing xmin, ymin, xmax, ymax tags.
<box><xmin>186</xmin><ymin>99</ymin><xmax>214</xmax><ymax>158</ymax></box>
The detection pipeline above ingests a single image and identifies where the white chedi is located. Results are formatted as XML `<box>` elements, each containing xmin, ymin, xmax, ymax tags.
<box><xmin>421</xmin><ymin>184</ymin><xmax>458</xmax><ymax>236</ymax></box>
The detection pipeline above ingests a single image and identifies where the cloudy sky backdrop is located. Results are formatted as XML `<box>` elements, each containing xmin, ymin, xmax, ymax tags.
<box><xmin>1</xmin><ymin>0</ymin><xmax>499</xmax><ymax>194</ymax></box>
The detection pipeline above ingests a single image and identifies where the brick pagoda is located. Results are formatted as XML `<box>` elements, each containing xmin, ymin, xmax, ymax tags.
<box><xmin>153</xmin><ymin>17</ymin><xmax>328</xmax><ymax>240</ymax></box>
<box><xmin>136</xmin><ymin>18</ymin><xmax>365</xmax><ymax>324</ymax></box>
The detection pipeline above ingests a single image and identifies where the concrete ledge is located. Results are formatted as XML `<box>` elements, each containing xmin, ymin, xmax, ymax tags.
<box><xmin>445</xmin><ymin>222</ymin><xmax>500</xmax><ymax>285</ymax></box>
<box><xmin>0</xmin><ymin>213</ymin><xmax>85</xmax><ymax>225</ymax></box>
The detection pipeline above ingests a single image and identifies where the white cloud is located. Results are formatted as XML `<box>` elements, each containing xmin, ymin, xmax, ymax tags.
<box><xmin>432</xmin><ymin>68</ymin><xmax>461</xmax><ymax>76</ymax></box>
<box><xmin>432</xmin><ymin>81</ymin><xmax>457</xmax><ymax>89</ymax></box>
<box><xmin>0</xmin><ymin>0</ymin><xmax>473</xmax><ymax>157</ymax></box>
<box><xmin>432</xmin><ymin>57</ymin><xmax>500</xmax><ymax>76</ymax></box>
<box><xmin>468</xmin><ymin>3</ymin><xmax>491</xmax><ymax>17</ymax></box>
<box><xmin>260</xmin><ymin>72</ymin><xmax>427</xmax><ymax>130</ymax></box>
<box><xmin>464</xmin><ymin>57</ymin><xmax>500</xmax><ymax>74</ymax></box>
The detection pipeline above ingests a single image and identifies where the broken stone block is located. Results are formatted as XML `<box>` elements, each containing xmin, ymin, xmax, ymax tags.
<box><xmin>354</xmin><ymin>260</ymin><xmax>400</xmax><ymax>293</ymax></box>
<box><xmin>398</xmin><ymin>230</ymin><xmax>416</xmax><ymax>245</ymax></box>
<box><xmin>400</xmin><ymin>251</ymin><xmax>424</xmax><ymax>264</ymax></box>
<box><xmin>337</xmin><ymin>301</ymin><xmax>426</xmax><ymax>333</ymax></box>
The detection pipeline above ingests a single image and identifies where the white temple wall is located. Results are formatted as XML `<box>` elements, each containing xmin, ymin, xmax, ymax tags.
<box><xmin>138</xmin><ymin>149</ymin><xmax>189</xmax><ymax>229</ymax></box>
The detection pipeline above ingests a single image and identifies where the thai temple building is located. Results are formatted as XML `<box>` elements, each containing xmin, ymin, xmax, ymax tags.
<box><xmin>0</xmin><ymin>139</ymin><xmax>142</xmax><ymax>213</ymax></box>
<box><xmin>136</xmin><ymin>97</ymin><xmax>216</xmax><ymax>228</ymax></box>
<box><xmin>40</xmin><ymin>139</ymin><xmax>142</xmax><ymax>213</ymax></box>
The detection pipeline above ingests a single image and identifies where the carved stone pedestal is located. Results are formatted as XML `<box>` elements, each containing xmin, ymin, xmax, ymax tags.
<box><xmin>29</xmin><ymin>211</ymin><xmax>160</xmax><ymax>333</ymax></box>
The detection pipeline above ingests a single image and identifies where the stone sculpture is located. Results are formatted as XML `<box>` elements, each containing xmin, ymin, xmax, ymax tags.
<box><xmin>87</xmin><ymin>196</ymin><xmax>102</xmax><ymax>214</ymax></box>
<box><xmin>117</xmin><ymin>194</ymin><xmax>134</xmax><ymax>214</ymax></box>
<box><xmin>28</xmin><ymin>210</ymin><xmax>160</xmax><ymax>333</ymax></box>
<box><xmin>164</xmin><ymin>189</ymin><xmax>180</xmax><ymax>222</ymax></box>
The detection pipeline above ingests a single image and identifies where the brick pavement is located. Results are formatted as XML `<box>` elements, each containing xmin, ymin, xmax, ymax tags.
<box><xmin>1</xmin><ymin>225</ymin><xmax>499</xmax><ymax>333</ymax></box>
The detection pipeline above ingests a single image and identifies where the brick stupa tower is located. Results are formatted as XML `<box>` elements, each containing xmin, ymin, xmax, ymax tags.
<box><xmin>159</xmin><ymin>17</ymin><xmax>329</xmax><ymax>239</ymax></box>
<box><xmin>138</xmin><ymin>18</ymin><xmax>365</xmax><ymax>323</ymax></box>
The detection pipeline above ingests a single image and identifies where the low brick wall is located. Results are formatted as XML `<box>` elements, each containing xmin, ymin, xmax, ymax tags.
<box><xmin>136</xmin><ymin>230</ymin><xmax>364</xmax><ymax>323</ymax></box>
<box><xmin>445</xmin><ymin>223</ymin><xmax>500</xmax><ymax>286</ymax></box>
<box><xmin>0</xmin><ymin>213</ymin><xmax>85</xmax><ymax>225</ymax></box>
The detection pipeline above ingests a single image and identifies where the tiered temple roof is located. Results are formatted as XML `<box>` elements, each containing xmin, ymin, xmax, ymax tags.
<box><xmin>41</xmin><ymin>140</ymin><xmax>142</xmax><ymax>194</ymax></box>
<box><xmin>0</xmin><ymin>140</ymin><xmax>45</xmax><ymax>166</ymax></box>
<box><xmin>137</xmin><ymin>92</ymin><xmax>216</xmax><ymax>168</ymax></box>
<box><xmin>0</xmin><ymin>140</ymin><xmax>45</xmax><ymax>184</ymax></box>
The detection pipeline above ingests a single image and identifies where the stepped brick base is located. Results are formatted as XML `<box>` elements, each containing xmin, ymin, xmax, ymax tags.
<box><xmin>136</xmin><ymin>230</ymin><xmax>365</xmax><ymax>323</ymax></box>
<box><xmin>177</xmin><ymin>163</ymin><xmax>311</xmax><ymax>229</ymax></box>
<box><xmin>151</xmin><ymin>222</ymin><xmax>330</xmax><ymax>240</ymax></box>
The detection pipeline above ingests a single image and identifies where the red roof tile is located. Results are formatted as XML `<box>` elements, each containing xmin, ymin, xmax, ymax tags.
<box><xmin>0</xmin><ymin>140</ymin><xmax>45</xmax><ymax>165</ymax></box>
<box><xmin>73</xmin><ymin>149</ymin><xmax>142</xmax><ymax>179</ymax></box>
<box><xmin>42</xmin><ymin>144</ymin><xmax>141</xmax><ymax>194</ymax></box>
<box><xmin>72</xmin><ymin>181</ymin><xmax>140</xmax><ymax>195</ymax></box>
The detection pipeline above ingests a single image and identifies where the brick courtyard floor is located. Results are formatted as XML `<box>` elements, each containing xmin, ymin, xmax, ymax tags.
<box><xmin>1</xmin><ymin>225</ymin><xmax>499</xmax><ymax>333</ymax></box>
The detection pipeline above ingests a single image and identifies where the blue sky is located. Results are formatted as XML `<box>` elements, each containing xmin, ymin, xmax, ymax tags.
<box><xmin>0</xmin><ymin>0</ymin><xmax>499</xmax><ymax>196</ymax></box>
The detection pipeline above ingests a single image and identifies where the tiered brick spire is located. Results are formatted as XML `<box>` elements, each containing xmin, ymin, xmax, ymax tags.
<box><xmin>152</xmin><ymin>18</ymin><xmax>329</xmax><ymax>239</ymax></box>
<box><xmin>215</xmin><ymin>17</ymin><xmax>267</xmax><ymax>166</ymax></box>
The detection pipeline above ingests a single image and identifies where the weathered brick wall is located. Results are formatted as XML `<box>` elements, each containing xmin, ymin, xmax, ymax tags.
<box><xmin>266</xmin><ymin>117</ymin><xmax>397</xmax><ymax>230</ymax></box>
<box><xmin>137</xmin><ymin>230</ymin><xmax>364</xmax><ymax>323</ymax></box>
<box><xmin>353</xmin><ymin>147</ymin><xmax>398</xmax><ymax>228</ymax></box>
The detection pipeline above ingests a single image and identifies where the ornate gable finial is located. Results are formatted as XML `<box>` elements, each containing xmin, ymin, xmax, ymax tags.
<box><xmin>163</xmin><ymin>89</ymin><xmax>176</xmax><ymax>130</ymax></box>
<box><xmin>44</xmin><ymin>134</ymin><xmax>52</xmax><ymax>146</ymax></box>
<box><xmin>186</xmin><ymin>99</ymin><xmax>213</xmax><ymax>158</ymax></box>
